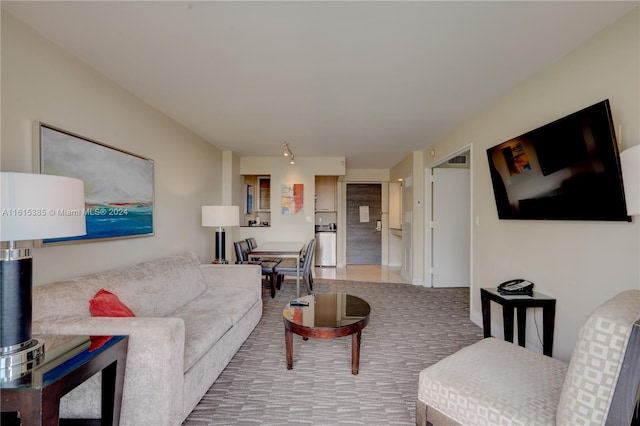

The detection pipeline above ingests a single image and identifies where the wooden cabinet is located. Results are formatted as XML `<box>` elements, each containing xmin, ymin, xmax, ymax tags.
<box><xmin>389</xmin><ymin>181</ymin><xmax>402</xmax><ymax>230</ymax></box>
<box><xmin>257</xmin><ymin>176</ymin><xmax>270</xmax><ymax>212</ymax></box>
<box><xmin>315</xmin><ymin>176</ymin><xmax>337</xmax><ymax>212</ymax></box>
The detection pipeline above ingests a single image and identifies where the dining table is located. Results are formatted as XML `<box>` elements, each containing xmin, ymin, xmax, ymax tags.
<box><xmin>248</xmin><ymin>241</ymin><xmax>306</xmax><ymax>297</ymax></box>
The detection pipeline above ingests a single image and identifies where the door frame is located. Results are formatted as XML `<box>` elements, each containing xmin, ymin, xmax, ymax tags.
<box><xmin>424</xmin><ymin>144</ymin><xmax>474</xmax><ymax>287</ymax></box>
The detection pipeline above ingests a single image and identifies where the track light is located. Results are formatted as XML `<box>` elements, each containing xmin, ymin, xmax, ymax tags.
<box><xmin>283</xmin><ymin>142</ymin><xmax>295</xmax><ymax>164</ymax></box>
<box><xmin>282</xmin><ymin>142</ymin><xmax>292</xmax><ymax>157</ymax></box>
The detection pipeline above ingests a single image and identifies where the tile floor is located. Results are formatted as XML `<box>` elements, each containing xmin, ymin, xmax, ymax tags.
<box><xmin>313</xmin><ymin>264</ymin><xmax>409</xmax><ymax>284</ymax></box>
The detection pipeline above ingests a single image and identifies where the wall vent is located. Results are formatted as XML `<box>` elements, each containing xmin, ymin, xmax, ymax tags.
<box><xmin>447</xmin><ymin>155</ymin><xmax>468</xmax><ymax>165</ymax></box>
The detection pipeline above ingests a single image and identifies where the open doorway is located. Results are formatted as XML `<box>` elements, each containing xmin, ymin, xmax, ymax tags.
<box><xmin>425</xmin><ymin>148</ymin><xmax>471</xmax><ymax>287</ymax></box>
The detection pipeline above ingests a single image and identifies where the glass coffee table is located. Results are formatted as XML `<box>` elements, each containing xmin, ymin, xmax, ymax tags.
<box><xmin>282</xmin><ymin>293</ymin><xmax>371</xmax><ymax>375</ymax></box>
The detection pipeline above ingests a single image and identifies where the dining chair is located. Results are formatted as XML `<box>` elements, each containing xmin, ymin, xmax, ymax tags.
<box><xmin>245</xmin><ymin>237</ymin><xmax>281</xmax><ymax>263</ymax></box>
<box><xmin>246</xmin><ymin>237</ymin><xmax>258</xmax><ymax>250</ymax></box>
<box><xmin>275</xmin><ymin>239</ymin><xmax>315</xmax><ymax>295</ymax></box>
<box><xmin>274</xmin><ymin>241</ymin><xmax>307</xmax><ymax>290</ymax></box>
<box><xmin>233</xmin><ymin>240</ymin><xmax>280</xmax><ymax>298</ymax></box>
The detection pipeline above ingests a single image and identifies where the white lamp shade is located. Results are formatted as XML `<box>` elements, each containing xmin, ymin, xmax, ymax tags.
<box><xmin>1</xmin><ymin>172</ymin><xmax>87</xmax><ymax>242</ymax></box>
<box><xmin>201</xmin><ymin>205</ymin><xmax>239</xmax><ymax>227</ymax></box>
<box><xmin>620</xmin><ymin>145</ymin><xmax>640</xmax><ymax>216</ymax></box>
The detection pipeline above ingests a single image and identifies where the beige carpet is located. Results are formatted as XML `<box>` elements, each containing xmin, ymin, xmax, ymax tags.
<box><xmin>183</xmin><ymin>279</ymin><xmax>484</xmax><ymax>425</ymax></box>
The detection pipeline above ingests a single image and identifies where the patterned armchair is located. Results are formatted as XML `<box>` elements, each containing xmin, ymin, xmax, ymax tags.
<box><xmin>417</xmin><ymin>290</ymin><xmax>640</xmax><ymax>425</ymax></box>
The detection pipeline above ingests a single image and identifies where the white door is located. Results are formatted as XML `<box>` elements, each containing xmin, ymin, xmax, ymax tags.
<box><xmin>431</xmin><ymin>168</ymin><xmax>470</xmax><ymax>287</ymax></box>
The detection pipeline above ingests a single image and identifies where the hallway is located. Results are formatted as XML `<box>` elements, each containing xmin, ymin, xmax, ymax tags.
<box><xmin>313</xmin><ymin>265</ymin><xmax>409</xmax><ymax>284</ymax></box>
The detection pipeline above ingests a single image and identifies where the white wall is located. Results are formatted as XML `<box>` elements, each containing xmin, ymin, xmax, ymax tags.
<box><xmin>422</xmin><ymin>8</ymin><xmax>640</xmax><ymax>361</ymax></box>
<box><xmin>1</xmin><ymin>12</ymin><xmax>224</xmax><ymax>284</ymax></box>
<box><xmin>390</xmin><ymin>152</ymin><xmax>426</xmax><ymax>283</ymax></box>
<box><xmin>238</xmin><ymin>156</ymin><xmax>345</xmax><ymax>250</ymax></box>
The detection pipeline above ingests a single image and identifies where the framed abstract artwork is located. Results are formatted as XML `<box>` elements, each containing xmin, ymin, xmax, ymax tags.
<box><xmin>281</xmin><ymin>183</ymin><xmax>303</xmax><ymax>214</ymax></box>
<box><xmin>38</xmin><ymin>123</ymin><xmax>154</xmax><ymax>244</ymax></box>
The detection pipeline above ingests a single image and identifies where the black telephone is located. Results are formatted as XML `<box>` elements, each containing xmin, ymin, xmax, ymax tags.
<box><xmin>497</xmin><ymin>279</ymin><xmax>534</xmax><ymax>295</ymax></box>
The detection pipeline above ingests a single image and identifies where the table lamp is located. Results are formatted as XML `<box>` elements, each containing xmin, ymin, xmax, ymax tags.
<box><xmin>202</xmin><ymin>205</ymin><xmax>239</xmax><ymax>264</ymax></box>
<box><xmin>1</xmin><ymin>172</ymin><xmax>86</xmax><ymax>380</ymax></box>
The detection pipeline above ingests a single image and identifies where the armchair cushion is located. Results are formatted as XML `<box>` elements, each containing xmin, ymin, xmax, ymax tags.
<box><xmin>418</xmin><ymin>337</ymin><xmax>567</xmax><ymax>425</ymax></box>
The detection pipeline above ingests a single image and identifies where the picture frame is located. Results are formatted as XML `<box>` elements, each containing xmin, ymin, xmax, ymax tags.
<box><xmin>37</xmin><ymin>123</ymin><xmax>154</xmax><ymax>244</ymax></box>
<box><xmin>245</xmin><ymin>184</ymin><xmax>254</xmax><ymax>214</ymax></box>
<box><xmin>281</xmin><ymin>183</ymin><xmax>304</xmax><ymax>215</ymax></box>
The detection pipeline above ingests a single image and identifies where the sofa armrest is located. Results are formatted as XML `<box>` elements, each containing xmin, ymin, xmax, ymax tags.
<box><xmin>199</xmin><ymin>263</ymin><xmax>262</xmax><ymax>294</ymax></box>
<box><xmin>33</xmin><ymin>316</ymin><xmax>186</xmax><ymax>426</ymax></box>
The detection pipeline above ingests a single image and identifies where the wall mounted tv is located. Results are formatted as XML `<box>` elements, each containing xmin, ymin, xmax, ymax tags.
<box><xmin>486</xmin><ymin>100</ymin><xmax>630</xmax><ymax>221</ymax></box>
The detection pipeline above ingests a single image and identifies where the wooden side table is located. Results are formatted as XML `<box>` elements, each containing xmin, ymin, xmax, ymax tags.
<box><xmin>481</xmin><ymin>288</ymin><xmax>556</xmax><ymax>356</ymax></box>
<box><xmin>1</xmin><ymin>334</ymin><xmax>128</xmax><ymax>425</ymax></box>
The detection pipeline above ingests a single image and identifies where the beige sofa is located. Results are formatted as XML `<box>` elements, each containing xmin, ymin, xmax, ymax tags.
<box><xmin>32</xmin><ymin>252</ymin><xmax>262</xmax><ymax>426</ymax></box>
<box><xmin>417</xmin><ymin>289</ymin><xmax>640</xmax><ymax>426</ymax></box>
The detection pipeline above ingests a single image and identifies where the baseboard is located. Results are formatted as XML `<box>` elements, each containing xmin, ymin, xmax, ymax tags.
<box><xmin>59</xmin><ymin>420</ymin><xmax>102</xmax><ymax>426</ymax></box>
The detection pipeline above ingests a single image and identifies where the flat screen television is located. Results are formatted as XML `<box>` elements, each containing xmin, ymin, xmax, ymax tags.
<box><xmin>486</xmin><ymin>100</ymin><xmax>630</xmax><ymax>221</ymax></box>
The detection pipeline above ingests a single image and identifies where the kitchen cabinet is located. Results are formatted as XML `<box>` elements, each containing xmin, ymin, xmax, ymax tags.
<box><xmin>257</xmin><ymin>176</ymin><xmax>270</xmax><ymax>212</ymax></box>
<box><xmin>315</xmin><ymin>176</ymin><xmax>337</xmax><ymax>212</ymax></box>
<box><xmin>389</xmin><ymin>181</ymin><xmax>402</xmax><ymax>230</ymax></box>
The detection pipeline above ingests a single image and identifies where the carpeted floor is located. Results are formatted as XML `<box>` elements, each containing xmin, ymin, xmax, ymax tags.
<box><xmin>183</xmin><ymin>279</ymin><xmax>484</xmax><ymax>425</ymax></box>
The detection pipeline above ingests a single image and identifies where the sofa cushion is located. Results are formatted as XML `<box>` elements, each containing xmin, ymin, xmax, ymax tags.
<box><xmin>556</xmin><ymin>289</ymin><xmax>640</xmax><ymax>425</ymax></box>
<box><xmin>174</xmin><ymin>311</ymin><xmax>233</xmax><ymax>372</ymax></box>
<box><xmin>33</xmin><ymin>252</ymin><xmax>207</xmax><ymax>321</ymax></box>
<box><xmin>170</xmin><ymin>286</ymin><xmax>260</xmax><ymax>371</ymax></box>
<box><xmin>174</xmin><ymin>286</ymin><xmax>261</xmax><ymax>326</ymax></box>
<box><xmin>418</xmin><ymin>338</ymin><xmax>568</xmax><ymax>426</ymax></box>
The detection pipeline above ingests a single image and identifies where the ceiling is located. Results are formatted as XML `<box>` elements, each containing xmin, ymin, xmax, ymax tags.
<box><xmin>2</xmin><ymin>1</ymin><xmax>637</xmax><ymax>169</ymax></box>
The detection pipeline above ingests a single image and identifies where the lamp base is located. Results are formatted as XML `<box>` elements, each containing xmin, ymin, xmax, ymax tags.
<box><xmin>211</xmin><ymin>259</ymin><xmax>229</xmax><ymax>264</ymax></box>
<box><xmin>0</xmin><ymin>338</ymin><xmax>44</xmax><ymax>382</ymax></box>
<box><xmin>214</xmin><ymin>230</ymin><xmax>228</xmax><ymax>264</ymax></box>
<box><xmin>0</xmin><ymin>248</ymin><xmax>45</xmax><ymax>382</ymax></box>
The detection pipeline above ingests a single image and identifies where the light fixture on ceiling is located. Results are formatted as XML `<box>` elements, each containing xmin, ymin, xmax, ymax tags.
<box><xmin>282</xmin><ymin>142</ymin><xmax>292</xmax><ymax>158</ymax></box>
<box><xmin>282</xmin><ymin>142</ymin><xmax>295</xmax><ymax>165</ymax></box>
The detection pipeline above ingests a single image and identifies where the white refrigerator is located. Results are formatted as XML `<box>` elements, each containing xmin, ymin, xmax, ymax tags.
<box><xmin>315</xmin><ymin>232</ymin><xmax>336</xmax><ymax>266</ymax></box>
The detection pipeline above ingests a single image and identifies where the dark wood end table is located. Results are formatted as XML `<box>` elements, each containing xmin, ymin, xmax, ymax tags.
<box><xmin>283</xmin><ymin>293</ymin><xmax>370</xmax><ymax>375</ymax></box>
<box><xmin>1</xmin><ymin>334</ymin><xmax>128</xmax><ymax>425</ymax></box>
<box><xmin>481</xmin><ymin>287</ymin><xmax>556</xmax><ymax>356</ymax></box>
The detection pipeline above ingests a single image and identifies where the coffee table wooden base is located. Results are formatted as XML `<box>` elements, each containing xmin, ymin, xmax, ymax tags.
<box><xmin>282</xmin><ymin>294</ymin><xmax>370</xmax><ymax>376</ymax></box>
<box><xmin>284</xmin><ymin>328</ymin><xmax>364</xmax><ymax>375</ymax></box>
<box><xmin>351</xmin><ymin>330</ymin><xmax>362</xmax><ymax>375</ymax></box>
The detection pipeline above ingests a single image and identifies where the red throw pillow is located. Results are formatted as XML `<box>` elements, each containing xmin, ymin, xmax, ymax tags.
<box><xmin>90</xmin><ymin>288</ymin><xmax>136</xmax><ymax>317</ymax></box>
<box><xmin>89</xmin><ymin>289</ymin><xmax>135</xmax><ymax>351</ymax></box>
